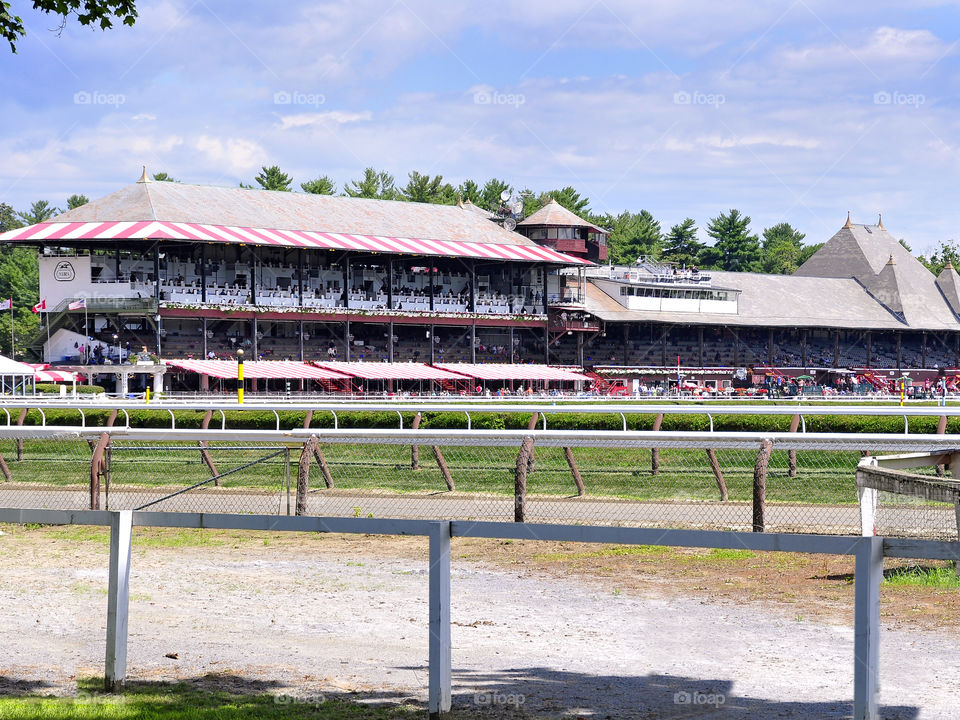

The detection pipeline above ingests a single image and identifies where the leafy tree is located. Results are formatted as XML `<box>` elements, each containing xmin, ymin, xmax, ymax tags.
<box><xmin>661</xmin><ymin>218</ymin><xmax>704</xmax><ymax>268</ymax></box>
<box><xmin>344</xmin><ymin>167</ymin><xmax>397</xmax><ymax>200</ymax></box>
<box><xmin>2</xmin><ymin>0</ymin><xmax>138</xmax><ymax>53</ymax></box>
<box><xmin>918</xmin><ymin>240</ymin><xmax>960</xmax><ymax>274</ymax></box>
<box><xmin>400</xmin><ymin>171</ymin><xmax>447</xmax><ymax>203</ymax></box>
<box><xmin>0</xmin><ymin>202</ymin><xmax>23</xmax><ymax>232</ymax></box>
<box><xmin>151</xmin><ymin>172</ymin><xmax>178</xmax><ymax>182</ymax></box>
<box><xmin>798</xmin><ymin>243</ymin><xmax>822</xmax><ymax>266</ymax></box>
<box><xmin>480</xmin><ymin>178</ymin><xmax>512</xmax><ymax>212</ymax></box>
<box><xmin>703</xmin><ymin>209</ymin><xmax>761</xmax><ymax>272</ymax></box>
<box><xmin>254</xmin><ymin>165</ymin><xmax>292</xmax><ymax>192</ymax></box>
<box><xmin>759</xmin><ymin>222</ymin><xmax>806</xmax><ymax>274</ymax></box>
<box><xmin>66</xmin><ymin>194</ymin><xmax>89</xmax><ymax>210</ymax></box>
<box><xmin>457</xmin><ymin>179</ymin><xmax>481</xmax><ymax>204</ymax></box>
<box><xmin>18</xmin><ymin>200</ymin><xmax>59</xmax><ymax>225</ymax></box>
<box><xmin>541</xmin><ymin>186</ymin><xmax>590</xmax><ymax>217</ymax></box>
<box><xmin>300</xmin><ymin>175</ymin><xmax>337</xmax><ymax>195</ymax></box>
<box><xmin>898</xmin><ymin>238</ymin><xmax>912</xmax><ymax>253</ymax></box>
<box><xmin>606</xmin><ymin>210</ymin><xmax>662</xmax><ymax>265</ymax></box>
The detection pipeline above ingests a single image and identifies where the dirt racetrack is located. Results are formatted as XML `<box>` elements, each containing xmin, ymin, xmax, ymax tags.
<box><xmin>0</xmin><ymin>526</ymin><xmax>957</xmax><ymax>719</ymax></box>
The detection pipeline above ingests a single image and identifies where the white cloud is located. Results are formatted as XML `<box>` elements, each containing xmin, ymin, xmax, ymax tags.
<box><xmin>276</xmin><ymin>111</ymin><xmax>373</xmax><ymax>130</ymax></box>
<box><xmin>194</xmin><ymin>136</ymin><xmax>267</xmax><ymax>174</ymax></box>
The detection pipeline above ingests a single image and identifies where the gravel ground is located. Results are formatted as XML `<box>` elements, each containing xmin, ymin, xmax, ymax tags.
<box><xmin>0</xmin><ymin>533</ymin><xmax>956</xmax><ymax>719</ymax></box>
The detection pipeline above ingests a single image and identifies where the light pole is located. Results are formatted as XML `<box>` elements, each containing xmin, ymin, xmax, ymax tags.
<box><xmin>154</xmin><ymin>314</ymin><xmax>162</xmax><ymax>357</ymax></box>
<box><xmin>237</xmin><ymin>348</ymin><xmax>244</xmax><ymax>404</ymax></box>
<box><xmin>113</xmin><ymin>334</ymin><xmax>119</xmax><ymax>363</ymax></box>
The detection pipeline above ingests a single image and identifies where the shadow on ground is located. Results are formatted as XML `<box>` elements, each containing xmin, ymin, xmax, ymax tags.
<box><xmin>0</xmin><ymin>667</ymin><xmax>921</xmax><ymax>719</ymax></box>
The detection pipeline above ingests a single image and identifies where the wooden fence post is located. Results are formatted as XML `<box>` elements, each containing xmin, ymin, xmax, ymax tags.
<box><xmin>0</xmin><ymin>452</ymin><xmax>10</xmax><ymax>481</ymax></box>
<box><xmin>706</xmin><ymin>448</ymin><xmax>727</xmax><ymax>501</ymax></box>
<box><xmin>753</xmin><ymin>439</ymin><xmax>772</xmax><ymax>532</ymax></box>
<box><xmin>515</xmin><ymin>436</ymin><xmax>535</xmax><ymax>522</ymax></box>
<box><xmin>651</xmin><ymin>413</ymin><xmax>664</xmax><ymax>475</ymax></box>
<box><xmin>199</xmin><ymin>410</ymin><xmax>219</xmax><ymax>484</ymax></box>
<box><xmin>15</xmin><ymin>408</ymin><xmax>26</xmax><ymax>461</ymax></box>
<box><xmin>90</xmin><ymin>433</ymin><xmax>110</xmax><ymax>510</ymax></box>
<box><xmin>564</xmin><ymin>447</ymin><xmax>586</xmax><ymax>496</ymax></box>
<box><xmin>788</xmin><ymin>414</ymin><xmax>800</xmax><ymax>478</ymax></box>
<box><xmin>296</xmin><ymin>435</ymin><xmax>319</xmax><ymax>515</ymax></box>
<box><xmin>936</xmin><ymin>415</ymin><xmax>948</xmax><ymax>477</ymax></box>
<box><xmin>525</xmin><ymin>412</ymin><xmax>539</xmax><ymax>474</ymax></box>
<box><xmin>412</xmin><ymin>412</ymin><xmax>422</xmax><ymax>470</ymax></box>
<box><xmin>432</xmin><ymin>446</ymin><xmax>454</xmax><ymax>491</ymax></box>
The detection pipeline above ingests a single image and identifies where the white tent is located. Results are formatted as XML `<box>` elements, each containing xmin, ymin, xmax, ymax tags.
<box><xmin>0</xmin><ymin>355</ymin><xmax>36</xmax><ymax>395</ymax></box>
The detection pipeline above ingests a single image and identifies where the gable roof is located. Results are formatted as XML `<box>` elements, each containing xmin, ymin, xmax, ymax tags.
<box><xmin>794</xmin><ymin>221</ymin><xmax>957</xmax><ymax>329</ymax></box>
<box><xmin>47</xmin><ymin>179</ymin><xmax>538</xmax><ymax>247</ymax></box>
<box><xmin>517</xmin><ymin>199</ymin><xmax>606</xmax><ymax>233</ymax></box>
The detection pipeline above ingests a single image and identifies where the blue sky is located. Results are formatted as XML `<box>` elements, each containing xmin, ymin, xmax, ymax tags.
<box><xmin>2</xmin><ymin>0</ymin><xmax>960</xmax><ymax>254</ymax></box>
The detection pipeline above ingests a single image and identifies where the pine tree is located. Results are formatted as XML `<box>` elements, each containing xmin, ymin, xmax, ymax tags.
<box><xmin>606</xmin><ymin>210</ymin><xmax>662</xmax><ymax>265</ymax></box>
<box><xmin>254</xmin><ymin>165</ymin><xmax>293</xmax><ymax>192</ymax></box>
<box><xmin>344</xmin><ymin>168</ymin><xmax>397</xmax><ymax>200</ymax></box>
<box><xmin>661</xmin><ymin>218</ymin><xmax>704</xmax><ymax>268</ymax></box>
<box><xmin>17</xmin><ymin>200</ymin><xmax>59</xmax><ymax>225</ymax></box>
<box><xmin>300</xmin><ymin>176</ymin><xmax>337</xmax><ymax>195</ymax></box>
<box><xmin>66</xmin><ymin>194</ymin><xmax>89</xmax><ymax>210</ymax></box>
<box><xmin>704</xmin><ymin>209</ymin><xmax>761</xmax><ymax>271</ymax></box>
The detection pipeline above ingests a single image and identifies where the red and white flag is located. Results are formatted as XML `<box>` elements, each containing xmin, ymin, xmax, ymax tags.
<box><xmin>0</xmin><ymin>298</ymin><xmax>11</xmax><ymax>311</ymax></box>
<box><xmin>68</xmin><ymin>298</ymin><xmax>86</xmax><ymax>310</ymax></box>
<box><xmin>31</xmin><ymin>299</ymin><xmax>46</xmax><ymax>313</ymax></box>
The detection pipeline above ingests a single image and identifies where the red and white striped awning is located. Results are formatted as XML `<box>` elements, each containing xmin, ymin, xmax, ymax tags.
<box><xmin>28</xmin><ymin>363</ymin><xmax>81</xmax><ymax>382</ymax></box>
<box><xmin>316</xmin><ymin>361</ymin><xmax>469</xmax><ymax>381</ymax></box>
<box><xmin>435</xmin><ymin>363</ymin><xmax>590</xmax><ymax>382</ymax></box>
<box><xmin>165</xmin><ymin>359</ymin><xmax>350</xmax><ymax>380</ymax></box>
<box><xmin>0</xmin><ymin>221</ymin><xmax>590</xmax><ymax>265</ymax></box>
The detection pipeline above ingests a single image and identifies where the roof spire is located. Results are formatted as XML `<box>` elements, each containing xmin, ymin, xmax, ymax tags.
<box><xmin>945</xmin><ymin>260</ymin><xmax>955</xmax><ymax>271</ymax></box>
<box><xmin>457</xmin><ymin>194</ymin><xmax>463</xmax><ymax>208</ymax></box>
<box><xmin>886</xmin><ymin>254</ymin><xmax>896</xmax><ymax>266</ymax></box>
<box><xmin>137</xmin><ymin>166</ymin><xmax>152</xmax><ymax>183</ymax></box>
<box><xmin>843</xmin><ymin>211</ymin><xmax>853</xmax><ymax>229</ymax></box>
<box><xmin>877</xmin><ymin>213</ymin><xmax>884</xmax><ymax>230</ymax></box>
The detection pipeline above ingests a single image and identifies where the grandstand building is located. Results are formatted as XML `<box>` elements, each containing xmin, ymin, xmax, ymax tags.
<box><xmin>0</xmin><ymin>170</ymin><xmax>591</xmax><ymax>368</ymax></box>
<box><xmin>2</xmin><ymin>170</ymin><xmax>958</xmax><ymax>388</ymax></box>
<box><xmin>548</xmin><ymin>213</ymin><xmax>960</xmax><ymax>375</ymax></box>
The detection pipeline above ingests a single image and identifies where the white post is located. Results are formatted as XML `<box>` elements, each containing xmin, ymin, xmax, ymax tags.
<box><xmin>853</xmin><ymin>536</ymin><xmax>882</xmax><ymax>720</ymax></box>
<box><xmin>152</xmin><ymin>369</ymin><xmax>163</xmax><ymax>396</ymax></box>
<box><xmin>857</xmin><ymin>486</ymin><xmax>878</xmax><ymax>537</ymax></box>
<box><xmin>428</xmin><ymin>521</ymin><xmax>451</xmax><ymax>717</ymax></box>
<box><xmin>105</xmin><ymin>510</ymin><xmax>133</xmax><ymax>691</ymax></box>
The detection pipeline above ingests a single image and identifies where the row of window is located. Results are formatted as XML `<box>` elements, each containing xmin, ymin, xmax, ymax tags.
<box><xmin>619</xmin><ymin>286</ymin><xmax>732</xmax><ymax>302</ymax></box>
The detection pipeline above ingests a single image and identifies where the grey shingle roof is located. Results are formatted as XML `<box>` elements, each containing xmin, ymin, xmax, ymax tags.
<box><xmin>517</xmin><ymin>199</ymin><xmax>606</xmax><ymax>233</ymax></box>
<box><xmin>53</xmin><ymin>180</ymin><xmax>536</xmax><ymax>247</ymax></box>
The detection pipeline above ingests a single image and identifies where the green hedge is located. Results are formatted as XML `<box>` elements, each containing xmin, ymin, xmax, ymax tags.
<box><xmin>35</xmin><ymin>383</ymin><xmax>105</xmax><ymax>394</ymax></box>
<box><xmin>14</xmin><ymin>407</ymin><xmax>960</xmax><ymax>434</ymax></box>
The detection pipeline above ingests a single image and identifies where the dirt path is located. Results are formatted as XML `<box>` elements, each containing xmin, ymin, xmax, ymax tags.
<box><xmin>0</xmin><ymin>527</ymin><xmax>957</xmax><ymax>718</ymax></box>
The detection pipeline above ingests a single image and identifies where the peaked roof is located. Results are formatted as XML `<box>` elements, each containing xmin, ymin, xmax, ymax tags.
<box><xmin>795</xmin><ymin>221</ymin><xmax>957</xmax><ymax>329</ymax></box>
<box><xmin>936</xmin><ymin>264</ymin><xmax>960</xmax><ymax>317</ymax></box>
<box><xmin>46</xmin><ymin>179</ymin><xmax>538</xmax><ymax>247</ymax></box>
<box><xmin>517</xmin><ymin>199</ymin><xmax>606</xmax><ymax>233</ymax></box>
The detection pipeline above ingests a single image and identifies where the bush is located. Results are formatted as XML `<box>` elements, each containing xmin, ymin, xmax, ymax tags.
<box><xmin>35</xmin><ymin>383</ymin><xmax>105</xmax><ymax>394</ymax></box>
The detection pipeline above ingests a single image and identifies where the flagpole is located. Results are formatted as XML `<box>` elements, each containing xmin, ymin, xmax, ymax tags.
<box><xmin>84</xmin><ymin>304</ymin><xmax>89</xmax><ymax>363</ymax></box>
<box><xmin>9</xmin><ymin>300</ymin><xmax>14</xmax><ymax>360</ymax></box>
<box><xmin>45</xmin><ymin>309</ymin><xmax>50</xmax><ymax>363</ymax></box>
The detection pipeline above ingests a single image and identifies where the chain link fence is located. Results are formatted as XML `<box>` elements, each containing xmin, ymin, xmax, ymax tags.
<box><xmin>0</xmin><ymin>429</ymin><xmax>957</xmax><ymax>538</ymax></box>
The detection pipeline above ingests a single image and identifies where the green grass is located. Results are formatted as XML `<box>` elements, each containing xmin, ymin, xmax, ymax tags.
<box><xmin>883</xmin><ymin>564</ymin><xmax>960</xmax><ymax>588</ymax></box>
<box><xmin>0</xmin><ymin>678</ymin><xmax>422</xmax><ymax>719</ymax></box>
<box><xmin>0</xmin><ymin>439</ymin><xmax>871</xmax><ymax>505</ymax></box>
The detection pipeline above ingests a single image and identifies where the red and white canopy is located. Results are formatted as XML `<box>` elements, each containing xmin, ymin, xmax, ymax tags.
<box><xmin>165</xmin><ymin>359</ymin><xmax>350</xmax><ymax>380</ymax></box>
<box><xmin>0</xmin><ymin>221</ymin><xmax>590</xmax><ymax>266</ymax></box>
<box><xmin>316</xmin><ymin>361</ymin><xmax>468</xmax><ymax>381</ymax></box>
<box><xmin>436</xmin><ymin>363</ymin><xmax>590</xmax><ymax>381</ymax></box>
<box><xmin>28</xmin><ymin>363</ymin><xmax>81</xmax><ymax>382</ymax></box>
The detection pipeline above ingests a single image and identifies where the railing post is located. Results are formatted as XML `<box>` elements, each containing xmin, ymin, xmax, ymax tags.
<box><xmin>853</xmin><ymin>536</ymin><xmax>882</xmax><ymax>720</ymax></box>
<box><xmin>788</xmin><ymin>414</ymin><xmax>800</xmax><ymax>477</ymax></box>
<box><xmin>515</xmin><ymin>436</ymin><xmax>534</xmax><ymax>522</ymax></box>
<box><xmin>411</xmin><ymin>412</ymin><xmax>422</xmax><ymax>470</ymax></box>
<box><xmin>706</xmin><ymin>449</ymin><xmax>727</xmax><ymax>501</ymax></box>
<box><xmin>935</xmin><ymin>415</ymin><xmax>947</xmax><ymax>477</ymax></box>
<box><xmin>428</xmin><ymin>521</ymin><xmax>452</xmax><ymax>718</ymax></box>
<box><xmin>105</xmin><ymin>510</ymin><xmax>133</xmax><ymax>692</ymax></box>
<box><xmin>90</xmin><ymin>433</ymin><xmax>110</xmax><ymax>510</ymax></box>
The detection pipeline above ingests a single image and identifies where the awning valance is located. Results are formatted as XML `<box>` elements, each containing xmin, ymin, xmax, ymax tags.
<box><xmin>165</xmin><ymin>359</ymin><xmax>350</xmax><ymax>380</ymax></box>
<box><xmin>316</xmin><ymin>361</ymin><xmax>469</xmax><ymax>381</ymax></box>
<box><xmin>436</xmin><ymin>363</ymin><xmax>590</xmax><ymax>381</ymax></box>
<box><xmin>0</xmin><ymin>221</ymin><xmax>590</xmax><ymax>266</ymax></box>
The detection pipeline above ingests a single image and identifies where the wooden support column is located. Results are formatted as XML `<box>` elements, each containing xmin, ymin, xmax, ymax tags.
<box><xmin>514</xmin><ymin>436</ymin><xmax>535</xmax><ymax>522</ymax></box>
<box><xmin>651</xmin><ymin>413</ymin><xmax>664</xmax><ymax>475</ymax></box>
<box><xmin>0</xmin><ymin>450</ymin><xmax>10</xmax><ymax>481</ymax></box>
<box><xmin>768</xmin><ymin>328</ymin><xmax>774</xmax><ymax>366</ymax></box>
<box><xmin>788</xmin><ymin>414</ymin><xmax>800</xmax><ymax>478</ymax></box>
<box><xmin>833</xmin><ymin>330</ymin><xmax>840</xmax><ymax>368</ymax></box>
<box><xmin>199</xmin><ymin>410</ymin><xmax>219</xmax><ymax>484</ymax></box>
<box><xmin>865</xmin><ymin>331</ymin><xmax>872</xmax><ymax>368</ymax></box>
<box><xmin>296</xmin><ymin>435</ymin><xmax>319</xmax><ymax>515</ymax></box>
<box><xmin>90</xmin><ymin>432</ymin><xmax>110</xmax><ymax>510</ymax></box>
<box><xmin>432</xmin><ymin>446</ymin><xmax>454</xmax><ymax>491</ymax></box>
<box><xmin>801</xmin><ymin>328</ymin><xmax>808</xmax><ymax>368</ymax></box>
<box><xmin>698</xmin><ymin>326</ymin><xmax>704</xmax><ymax>368</ymax></box>
<box><xmin>564</xmin><ymin>447</ymin><xmax>585</xmax><ymax>496</ymax></box>
<box><xmin>706</xmin><ymin>449</ymin><xmax>728</xmax><ymax>501</ymax></box>
<box><xmin>753</xmin><ymin>439</ymin><xmax>772</xmax><ymax>532</ymax></box>
<box><xmin>526</xmin><ymin>412</ymin><xmax>539</xmax><ymax>475</ymax></box>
